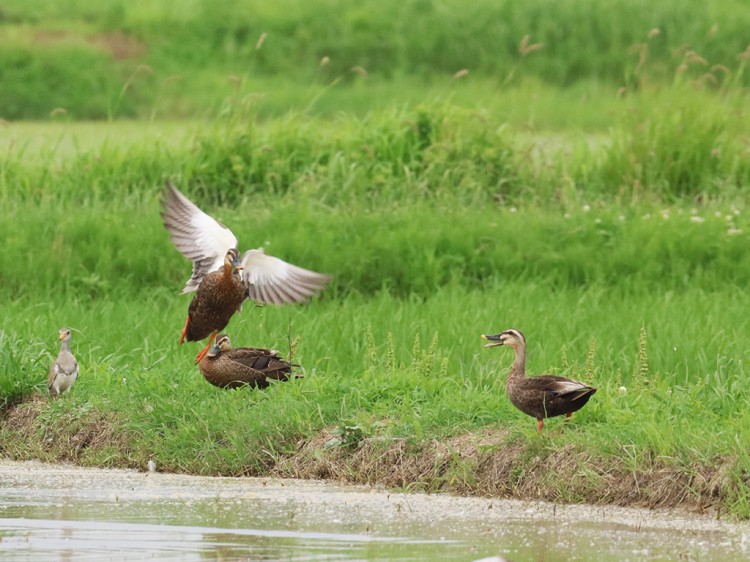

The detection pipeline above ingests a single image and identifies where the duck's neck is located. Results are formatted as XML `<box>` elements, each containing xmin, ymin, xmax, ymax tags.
<box><xmin>60</xmin><ymin>340</ymin><xmax>71</xmax><ymax>353</ymax></box>
<box><xmin>222</xmin><ymin>264</ymin><xmax>241</xmax><ymax>285</ymax></box>
<box><xmin>507</xmin><ymin>344</ymin><xmax>527</xmax><ymax>382</ymax></box>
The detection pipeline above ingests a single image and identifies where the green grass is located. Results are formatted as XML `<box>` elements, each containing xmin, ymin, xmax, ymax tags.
<box><xmin>2</xmin><ymin>91</ymin><xmax>750</xmax><ymax>514</ymax></box>
<box><xmin>1</xmin><ymin>0</ymin><xmax>750</xmax><ymax>119</ymax></box>
<box><xmin>3</xmin><ymin>280</ymin><xmax>750</xmax><ymax>506</ymax></box>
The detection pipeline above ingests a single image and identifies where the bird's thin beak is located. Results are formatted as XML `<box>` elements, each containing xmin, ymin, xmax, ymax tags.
<box><xmin>481</xmin><ymin>334</ymin><xmax>504</xmax><ymax>348</ymax></box>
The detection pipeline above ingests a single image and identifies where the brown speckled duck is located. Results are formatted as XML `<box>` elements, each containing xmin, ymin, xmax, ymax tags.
<box><xmin>161</xmin><ymin>182</ymin><xmax>330</xmax><ymax>362</ymax></box>
<box><xmin>48</xmin><ymin>328</ymin><xmax>79</xmax><ymax>397</ymax></box>
<box><xmin>197</xmin><ymin>334</ymin><xmax>296</xmax><ymax>389</ymax></box>
<box><xmin>482</xmin><ymin>329</ymin><xmax>596</xmax><ymax>433</ymax></box>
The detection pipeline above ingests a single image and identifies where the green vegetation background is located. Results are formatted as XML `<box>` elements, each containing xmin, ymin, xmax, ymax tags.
<box><xmin>2</xmin><ymin>0</ymin><xmax>750</xmax><ymax>515</ymax></box>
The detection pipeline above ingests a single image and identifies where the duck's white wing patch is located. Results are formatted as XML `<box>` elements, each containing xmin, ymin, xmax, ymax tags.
<box><xmin>161</xmin><ymin>182</ymin><xmax>238</xmax><ymax>293</ymax></box>
<box><xmin>550</xmin><ymin>379</ymin><xmax>591</xmax><ymax>395</ymax></box>
<box><xmin>241</xmin><ymin>248</ymin><xmax>330</xmax><ymax>305</ymax></box>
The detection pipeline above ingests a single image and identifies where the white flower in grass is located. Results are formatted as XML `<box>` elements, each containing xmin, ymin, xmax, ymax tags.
<box><xmin>122</xmin><ymin>378</ymin><xmax>127</xmax><ymax>385</ymax></box>
<box><xmin>509</xmin><ymin>207</ymin><xmax>517</xmax><ymax>213</ymax></box>
<box><xmin>661</xmin><ymin>209</ymin><xmax>670</xmax><ymax>219</ymax></box>
<box><xmin>618</xmin><ymin>214</ymin><xmax>625</xmax><ymax>222</ymax></box>
<box><xmin>582</xmin><ymin>204</ymin><xmax>591</xmax><ymax>212</ymax></box>
<box><xmin>564</xmin><ymin>213</ymin><xmax>571</xmax><ymax>219</ymax></box>
<box><xmin>727</xmin><ymin>227</ymin><xmax>743</xmax><ymax>236</ymax></box>
<box><xmin>594</xmin><ymin>218</ymin><xmax>602</xmax><ymax>224</ymax></box>
<box><xmin>690</xmin><ymin>216</ymin><xmax>705</xmax><ymax>224</ymax></box>
<box><xmin>618</xmin><ymin>386</ymin><xmax>627</xmax><ymax>395</ymax></box>
<box><xmin>725</xmin><ymin>215</ymin><xmax>734</xmax><ymax>222</ymax></box>
<box><xmin>715</xmin><ymin>211</ymin><xmax>722</xmax><ymax>217</ymax></box>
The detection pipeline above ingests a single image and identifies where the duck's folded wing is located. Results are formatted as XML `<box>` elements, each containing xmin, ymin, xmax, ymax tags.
<box><xmin>227</xmin><ymin>349</ymin><xmax>293</xmax><ymax>379</ymax></box>
<box><xmin>48</xmin><ymin>363</ymin><xmax>59</xmax><ymax>389</ymax></box>
<box><xmin>161</xmin><ymin>182</ymin><xmax>238</xmax><ymax>293</ymax></box>
<box><xmin>226</xmin><ymin>348</ymin><xmax>277</xmax><ymax>370</ymax></box>
<box><xmin>242</xmin><ymin>248</ymin><xmax>330</xmax><ymax>305</ymax></box>
<box><xmin>542</xmin><ymin>376</ymin><xmax>595</xmax><ymax>400</ymax></box>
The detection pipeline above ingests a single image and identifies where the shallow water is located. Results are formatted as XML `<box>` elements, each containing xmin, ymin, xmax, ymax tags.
<box><xmin>0</xmin><ymin>460</ymin><xmax>747</xmax><ymax>561</ymax></box>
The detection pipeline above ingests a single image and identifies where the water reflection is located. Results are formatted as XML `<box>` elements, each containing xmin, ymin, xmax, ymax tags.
<box><xmin>0</xmin><ymin>460</ymin><xmax>747</xmax><ymax>561</ymax></box>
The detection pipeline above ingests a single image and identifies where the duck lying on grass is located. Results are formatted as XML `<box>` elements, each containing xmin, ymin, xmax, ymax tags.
<box><xmin>48</xmin><ymin>328</ymin><xmax>79</xmax><ymax>397</ymax></box>
<box><xmin>161</xmin><ymin>181</ymin><xmax>329</xmax><ymax>362</ymax></box>
<box><xmin>481</xmin><ymin>329</ymin><xmax>596</xmax><ymax>433</ymax></box>
<box><xmin>197</xmin><ymin>334</ymin><xmax>298</xmax><ymax>389</ymax></box>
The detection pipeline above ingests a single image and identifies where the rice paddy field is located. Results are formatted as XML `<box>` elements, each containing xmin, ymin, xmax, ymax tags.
<box><xmin>2</xmin><ymin>0</ymin><xmax>750</xmax><ymax>517</ymax></box>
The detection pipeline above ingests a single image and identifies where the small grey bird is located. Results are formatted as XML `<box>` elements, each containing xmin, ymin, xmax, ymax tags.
<box><xmin>48</xmin><ymin>328</ymin><xmax>79</xmax><ymax>397</ymax></box>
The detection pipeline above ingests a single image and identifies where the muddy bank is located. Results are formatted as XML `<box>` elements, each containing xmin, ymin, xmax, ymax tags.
<box><xmin>0</xmin><ymin>395</ymin><xmax>739</xmax><ymax>517</ymax></box>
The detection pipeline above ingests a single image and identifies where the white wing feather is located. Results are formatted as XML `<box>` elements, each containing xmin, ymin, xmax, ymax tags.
<box><xmin>242</xmin><ymin>249</ymin><xmax>330</xmax><ymax>305</ymax></box>
<box><xmin>551</xmin><ymin>379</ymin><xmax>591</xmax><ymax>395</ymax></box>
<box><xmin>161</xmin><ymin>183</ymin><xmax>238</xmax><ymax>293</ymax></box>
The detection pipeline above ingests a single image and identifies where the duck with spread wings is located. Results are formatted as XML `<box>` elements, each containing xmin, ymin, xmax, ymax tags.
<box><xmin>161</xmin><ymin>182</ymin><xmax>330</xmax><ymax>362</ymax></box>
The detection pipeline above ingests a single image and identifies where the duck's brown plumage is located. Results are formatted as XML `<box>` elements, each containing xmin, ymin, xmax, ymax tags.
<box><xmin>198</xmin><ymin>334</ymin><xmax>296</xmax><ymax>389</ymax></box>
<box><xmin>182</xmin><ymin>251</ymin><xmax>246</xmax><ymax>343</ymax></box>
<box><xmin>482</xmin><ymin>329</ymin><xmax>596</xmax><ymax>432</ymax></box>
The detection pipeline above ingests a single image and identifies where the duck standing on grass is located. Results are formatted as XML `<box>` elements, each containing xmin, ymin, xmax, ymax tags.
<box><xmin>481</xmin><ymin>329</ymin><xmax>596</xmax><ymax>433</ymax></box>
<box><xmin>197</xmin><ymin>334</ymin><xmax>297</xmax><ymax>389</ymax></box>
<box><xmin>48</xmin><ymin>328</ymin><xmax>79</xmax><ymax>397</ymax></box>
<box><xmin>161</xmin><ymin>181</ymin><xmax>330</xmax><ymax>363</ymax></box>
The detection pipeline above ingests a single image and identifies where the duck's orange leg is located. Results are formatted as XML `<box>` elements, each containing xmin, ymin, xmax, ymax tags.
<box><xmin>537</xmin><ymin>419</ymin><xmax>544</xmax><ymax>433</ymax></box>
<box><xmin>194</xmin><ymin>332</ymin><xmax>217</xmax><ymax>364</ymax></box>
<box><xmin>179</xmin><ymin>315</ymin><xmax>190</xmax><ymax>345</ymax></box>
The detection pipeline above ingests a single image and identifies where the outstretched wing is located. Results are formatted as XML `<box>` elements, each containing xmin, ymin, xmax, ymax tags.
<box><xmin>242</xmin><ymin>248</ymin><xmax>330</xmax><ymax>305</ymax></box>
<box><xmin>161</xmin><ymin>181</ymin><xmax>238</xmax><ymax>293</ymax></box>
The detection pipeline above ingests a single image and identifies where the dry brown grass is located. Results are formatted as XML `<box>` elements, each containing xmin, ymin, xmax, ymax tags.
<box><xmin>0</xmin><ymin>393</ymin><xmax>129</xmax><ymax>465</ymax></box>
<box><xmin>274</xmin><ymin>427</ymin><xmax>730</xmax><ymax>512</ymax></box>
<box><xmin>0</xmin><ymin>400</ymin><xmax>737</xmax><ymax>513</ymax></box>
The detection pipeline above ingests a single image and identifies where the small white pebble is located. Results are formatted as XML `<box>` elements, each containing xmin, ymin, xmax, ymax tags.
<box><xmin>148</xmin><ymin>459</ymin><xmax>157</xmax><ymax>473</ymax></box>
